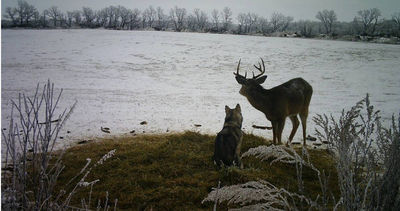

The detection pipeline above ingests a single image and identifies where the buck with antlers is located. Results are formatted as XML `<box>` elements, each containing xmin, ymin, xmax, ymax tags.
<box><xmin>234</xmin><ymin>58</ymin><xmax>313</xmax><ymax>146</ymax></box>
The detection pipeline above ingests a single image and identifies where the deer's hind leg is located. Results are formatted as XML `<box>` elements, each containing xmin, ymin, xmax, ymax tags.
<box><xmin>299</xmin><ymin>109</ymin><xmax>309</xmax><ymax>146</ymax></box>
<box><xmin>288</xmin><ymin>115</ymin><xmax>300</xmax><ymax>145</ymax></box>
<box><xmin>276</xmin><ymin>119</ymin><xmax>286</xmax><ymax>145</ymax></box>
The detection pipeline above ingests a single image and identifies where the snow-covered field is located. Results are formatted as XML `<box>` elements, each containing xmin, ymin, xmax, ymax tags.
<box><xmin>2</xmin><ymin>29</ymin><xmax>400</xmax><ymax>149</ymax></box>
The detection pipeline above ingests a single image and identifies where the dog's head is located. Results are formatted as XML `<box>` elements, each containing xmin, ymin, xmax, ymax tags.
<box><xmin>225</xmin><ymin>104</ymin><xmax>243</xmax><ymax>125</ymax></box>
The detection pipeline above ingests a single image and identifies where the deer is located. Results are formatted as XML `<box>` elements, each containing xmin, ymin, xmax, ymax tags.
<box><xmin>234</xmin><ymin>58</ymin><xmax>313</xmax><ymax>146</ymax></box>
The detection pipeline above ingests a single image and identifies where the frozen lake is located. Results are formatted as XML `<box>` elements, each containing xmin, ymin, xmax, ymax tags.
<box><xmin>2</xmin><ymin>29</ymin><xmax>400</xmax><ymax>149</ymax></box>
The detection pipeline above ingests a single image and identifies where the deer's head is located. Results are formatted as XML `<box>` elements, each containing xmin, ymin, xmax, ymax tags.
<box><xmin>233</xmin><ymin>58</ymin><xmax>268</xmax><ymax>96</ymax></box>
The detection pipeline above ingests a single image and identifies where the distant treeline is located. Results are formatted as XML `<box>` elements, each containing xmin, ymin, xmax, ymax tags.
<box><xmin>3</xmin><ymin>0</ymin><xmax>400</xmax><ymax>42</ymax></box>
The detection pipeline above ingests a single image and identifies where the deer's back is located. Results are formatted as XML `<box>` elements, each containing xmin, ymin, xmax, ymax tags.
<box><xmin>275</xmin><ymin>78</ymin><xmax>312</xmax><ymax>96</ymax></box>
<box><xmin>267</xmin><ymin>78</ymin><xmax>313</xmax><ymax>118</ymax></box>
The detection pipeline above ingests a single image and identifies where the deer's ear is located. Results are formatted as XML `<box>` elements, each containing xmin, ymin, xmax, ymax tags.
<box><xmin>225</xmin><ymin>105</ymin><xmax>230</xmax><ymax>114</ymax></box>
<box><xmin>256</xmin><ymin>75</ymin><xmax>267</xmax><ymax>84</ymax></box>
<box><xmin>235</xmin><ymin>104</ymin><xmax>241</xmax><ymax>112</ymax></box>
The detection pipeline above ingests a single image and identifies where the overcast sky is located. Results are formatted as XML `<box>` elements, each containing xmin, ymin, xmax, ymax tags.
<box><xmin>2</xmin><ymin>0</ymin><xmax>400</xmax><ymax>22</ymax></box>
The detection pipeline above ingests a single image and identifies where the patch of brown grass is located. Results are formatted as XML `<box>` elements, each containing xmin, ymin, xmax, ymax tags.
<box><xmin>56</xmin><ymin>131</ymin><xmax>339</xmax><ymax>210</ymax></box>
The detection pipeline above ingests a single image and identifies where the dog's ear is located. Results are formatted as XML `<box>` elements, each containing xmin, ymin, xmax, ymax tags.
<box><xmin>225</xmin><ymin>105</ymin><xmax>230</xmax><ymax>114</ymax></box>
<box><xmin>235</xmin><ymin>104</ymin><xmax>241</xmax><ymax>112</ymax></box>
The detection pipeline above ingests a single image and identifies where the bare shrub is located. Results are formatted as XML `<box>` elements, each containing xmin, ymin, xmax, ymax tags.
<box><xmin>370</xmin><ymin>115</ymin><xmax>400</xmax><ymax>210</ymax></box>
<box><xmin>2</xmin><ymin>80</ymin><xmax>75</xmax><ymax>210</ymax></box>
<box><xmin>314</xmin><ymin>94</ymin><xmax>400</xmax><ymax>210</ymax></box>
<box><xmin>1</xmin><ymin>80</ymin><xmax>118</xmax><ymax>210</ymax></box>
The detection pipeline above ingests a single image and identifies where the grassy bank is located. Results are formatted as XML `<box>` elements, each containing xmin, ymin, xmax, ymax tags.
<box><xmin>57</xmin><ymin>131</ymin><xmax>339</xmax><ymax>210</ymax></box>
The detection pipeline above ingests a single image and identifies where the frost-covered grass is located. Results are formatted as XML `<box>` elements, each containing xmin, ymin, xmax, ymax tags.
<box><xmin>55</xmin><ymin>132</ymin><xmax>339</xmax><ymax>210</ymax></box>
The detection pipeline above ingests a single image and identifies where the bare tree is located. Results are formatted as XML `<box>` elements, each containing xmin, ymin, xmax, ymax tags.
<box><xmin>72</xmin><ymin>10</ymin><xmax>82</xmax><ymax>26</ymax></box>
<box><xmin>247</xmin><ymin>13</ymin><xmax>259</xmax><ymax>33</ymax></box>
<box><xmin>194</xmin><ymin>8</ymin><xmax>208</xmax><ymax>31</ymax></box>
<box><xmin>40</xmin><ymin>10</ymin><xmax>49</xmax><ymax>27</ymax></box>
<box><xmin>156</xmin><ymin>6</ymin><xmax>168</xmax><ymax>30</ymax></box>
<box><xmin>59</xmin><ymin>13</ymin><xmax>67</xmax><ymax>27</ymax></box>
<box><xmin>355</xmin><ymin>8</ymin><xmax>381</xmax><ymax>36</ymax></box>
<box><xmin>376</xmin><ymin>19</ymin><xmax>398</xmax><ymax>37</ymax></box>
<box><xmin>21</xmin><ymin>1</ymin><xmax>37</xmax><ymax>25</ymax></box>
<box><xmin>143</xmin><ymin>6</ymin><xmax>157</xmax><ymax>28</ymax></box>
<box><xmin>296</xmin><ymin>20</ymin><xmax>315</xmax><ymax>37</ymax></box>
<box><xmin>169</xmin><ymin>6</ymin><xmax>187</xmax><ymax>32</ymax></box>
<box><xmin>283</xmin><ymin>16</ymin><xmax>294</xmax><ymax>32</ymax></box>
<box><xmin>187</xmin><ymin>14</ymin><xmax>197</xmax><ymax>31</ymax></box>
<box><xmin>82</xmin><ymin>7</ymin><xmax>95</xmax><ymax>27</ymax></box>
<box><xmin>97</xmin><ymin>8</ymin><xmax>108</xmax><ymax>27</ymax></box>
<box><xmin>4</xmin><ymin>7</ymin><xmax>17</xmax><ymax>26</ymax></box>
<box><xmin>15</xmin><ymin>0</ymin><xmax>26</xmax><ymax>25</ymax></box>
<box><xmin>392</xmin><ymin>12</ymin><xmax>400</xmax><ymax>36</ymax></box>
<box><xmin>66</xmin><ymin>11</ymin><xmax>74</xmax><ymax>27</ymax></box>
<box><xmin>47</xmin><ymin>6</ymin><xmax>61</xmax><ymax>27</ymax></box>
<box><xmin>32</xmin><ymin>10</ymin><xmax>40</xmax><ymax>27</ymax></box>
<box><xmin>112</xmin><ymin>6</ymin><xmax>121</xmax><ymax>28</ymax></box>
<box><xmin>101</xmin><ymin>6</ymin><xmax>111</xmax><ymax>28</ymax></box>
<box><xmin>316</xmin><ymin>9</ymin><xmax>337</xmax><ymax>35</ymax></box>
<box><xmin>101</xmin><ymin>6</ymin><xmax>120</xmax><ymax>29</ymax></box>
<box><xmin>221</xmin><ymin>7</ymin><xmax>232</xmax><ymax>32</ymax></box>
<box><xmin>270</xmin><ymin>12</ymin><xmax>283</xmax><ymax>32</ymax></box>
<box><xmin>119</xmin><ymin>6</ymin><xmax>130</xmax><ymax>29</ymax></box>
<box><xmin>270</xmin><ymin>12</ymin><xmax>293</xmax><ymax>33</ymax></box>
<box><xmin>12</xmin><ymin>0</ymin><xmax>36</xmax><ymax>26</ymax></box>
<box><xmin>3</xmin><ymin>1</ymin><xmax>38</xmax><ymax>27</ymax></box>
<box><xmin>140</xmin><ymin>6</ymin><xmax>156</xmax><ymax>29</ymax></box>
<box><xmin>257</xmin><ymin>17</ymin><xmax>269</xmax><ymax>35</ymax></box>
<box><xmin>237</xmin><ymin>13</ymin><xmax>247</xmax><ymax>34</ymax></box>
<box><xmin>237</xmin><ymin>12</ymin><xmax>259</xmax><ymax>34</ymax></box>
<box><xmin>129</xmin><ymin>8</ymin><xmax>141</xmax><ymax>30</ymax></box>
<box><xmin>211</xmin><ymin>9</ymin><xmax>219</xmax><ymax>31</ymax></box>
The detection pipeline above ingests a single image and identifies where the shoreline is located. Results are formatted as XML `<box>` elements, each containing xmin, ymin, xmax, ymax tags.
<box><xmin>3</xmin><ymin>27</ymin><xmax>399</xmax><ymax>45</ymax></box>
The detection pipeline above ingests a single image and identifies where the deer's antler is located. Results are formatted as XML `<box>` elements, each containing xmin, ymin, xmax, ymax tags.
<box><xmin>252</xmin><ymin>58</ymin><xmax>266</xmax><ymax>79</ymax></box>
<box><xmin>234</xmin><ymin>59</ymin><xmax>247</xmax><ymax>78</ymax></box>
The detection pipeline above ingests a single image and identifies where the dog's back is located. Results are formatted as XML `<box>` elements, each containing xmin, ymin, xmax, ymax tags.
<box><xmin>213</xmin><ymin>104</ymin><xmax>243</xmax><ymax>168</ymax></box>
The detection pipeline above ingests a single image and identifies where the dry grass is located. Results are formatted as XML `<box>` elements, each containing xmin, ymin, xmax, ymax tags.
<box><xmin>55</xmin><ymin>131</ymin><xmax>339</xmax><ymax>210</ymax></box>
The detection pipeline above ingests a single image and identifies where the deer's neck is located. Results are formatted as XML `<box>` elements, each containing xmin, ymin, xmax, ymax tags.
<box><xmin>241</xmin><ymin>86</ymin><xmax>272</xmax><ymax>113</ymax></box>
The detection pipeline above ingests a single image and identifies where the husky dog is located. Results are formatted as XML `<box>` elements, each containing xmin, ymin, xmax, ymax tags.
<box><xmin>213</xmin><ymin>104</ymin><xmax>244</xmax><ymax>168</ymax></box>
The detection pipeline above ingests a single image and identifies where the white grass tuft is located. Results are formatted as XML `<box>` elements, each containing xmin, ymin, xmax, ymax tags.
<box><xmin>202</xmin><ymin>180</ymin><xmax>313</xmax><ymax>210</ymax></box>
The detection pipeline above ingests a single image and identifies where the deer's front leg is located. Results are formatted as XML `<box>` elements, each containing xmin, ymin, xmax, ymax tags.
<box><xmin>271</xmin><ymin>120</ymin><xmax>277</xmax><ymax>145</ymax></box>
